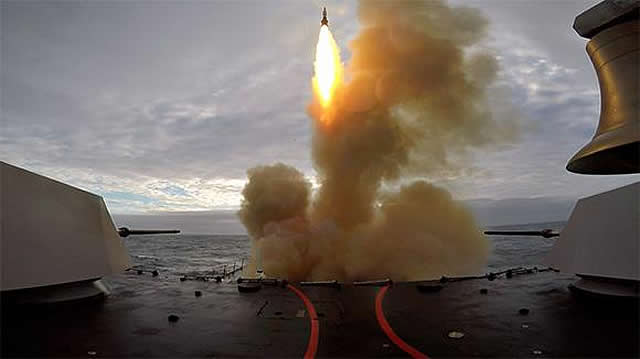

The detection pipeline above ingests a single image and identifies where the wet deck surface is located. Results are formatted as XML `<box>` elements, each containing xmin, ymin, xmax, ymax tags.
<box><xmin>2</xmin><ymin>271</ymin><xmax>638</xmax><ymax>357</ymax></box>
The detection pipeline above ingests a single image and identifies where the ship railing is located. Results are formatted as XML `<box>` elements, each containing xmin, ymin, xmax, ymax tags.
<box><xmin>178</xmin><ymin>257</ymin><xmax>248</xmax><ymax>282</ymax></box>
<box><xmin>234</xmin><ymin>266</ymin><xmax>561</xmax><ymax>295</ymax></box>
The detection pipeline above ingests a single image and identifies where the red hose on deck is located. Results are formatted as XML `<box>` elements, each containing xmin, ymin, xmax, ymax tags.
<box><xmin>375</xmin><ymin>285</ymin><xmax>429</xmax><ymax>359</ymax></box>
<box><xmin>287</xmin><ymin>284</ymin><xmax>319</xmax><ymax>359</ymax></box>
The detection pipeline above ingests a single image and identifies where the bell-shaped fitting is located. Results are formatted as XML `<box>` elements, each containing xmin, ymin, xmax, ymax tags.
<box><xmin>567</xmin><ymin>21</ymin><xmax>639</xmax><ymax>174</ymax></box>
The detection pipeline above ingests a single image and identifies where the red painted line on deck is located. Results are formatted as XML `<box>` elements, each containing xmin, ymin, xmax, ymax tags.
<box><xmin>376</xmin><ymin>285</ymin><xmax>429</xmax><ymax>359</ymax></box>
<box><xmin>287</xmin><ymin>284</ymin><xmax>319</xmax><ymax>359</ymax></box>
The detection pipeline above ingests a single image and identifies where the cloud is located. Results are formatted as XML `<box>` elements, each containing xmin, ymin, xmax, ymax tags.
<box><xmin>440</xmin><ymin>10</ymin><xmax>637</xmax><ymax>201</ymax></box>
<box><xmin>2</xmin><ymin>0</ymin><xmax>636</xmax><ymax>218</ymax></box>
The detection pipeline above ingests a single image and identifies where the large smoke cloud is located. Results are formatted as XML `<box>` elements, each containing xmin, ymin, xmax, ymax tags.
<box><xmin>238</xmin><ymin>0</ymin><xmax>518</xmax><ymax>281</ymax></box>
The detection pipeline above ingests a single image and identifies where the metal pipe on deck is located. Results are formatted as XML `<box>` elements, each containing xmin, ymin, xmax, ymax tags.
<box><xmin>353</xmin><ymin>279</ymin><xmax>392</xmax><ymax>286</ymax></box>
<box><xmin>300</xmin><ymin>280</ymin><xmax>340</xmax><ymax>287</ymax></box>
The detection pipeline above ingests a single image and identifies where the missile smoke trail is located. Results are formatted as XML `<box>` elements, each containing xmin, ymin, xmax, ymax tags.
<box><xmin>238</xmin><ymin>0</ymin><xmax>519</xmax><ymax>281</ymax></box>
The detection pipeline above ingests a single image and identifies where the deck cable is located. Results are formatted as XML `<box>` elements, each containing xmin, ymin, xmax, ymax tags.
<box><xmin>376</xmin><ymin>285</ymin><xmax>429</xmax><ymax>359</ymax></box>
<box><xmin>287</xmin><ymin>284</ymin><xmax>319</xmax><ymax>359</ymax></box>
<box><xmin>374</xmin><ymin>266</ymin><xmax>557</xmax><ymax>358</ymax></box>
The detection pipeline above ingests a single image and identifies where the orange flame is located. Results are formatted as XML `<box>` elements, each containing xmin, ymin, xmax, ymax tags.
<box><xmin>312</xmin><ymin>25</ymin><xmax>342</xmax><ymax>108</ymax></box>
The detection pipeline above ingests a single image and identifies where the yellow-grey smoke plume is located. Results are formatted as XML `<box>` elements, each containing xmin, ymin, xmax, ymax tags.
<box><xmin>238</xmin><ymin>0</ymin><xmax>518</xmax><ymax>281</ymax></box>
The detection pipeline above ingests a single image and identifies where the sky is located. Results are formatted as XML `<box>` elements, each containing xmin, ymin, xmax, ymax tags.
<box><xmin>1</xmin><ymin>0</ymin><xmax>637</xmax><ymax>233</ymax></box>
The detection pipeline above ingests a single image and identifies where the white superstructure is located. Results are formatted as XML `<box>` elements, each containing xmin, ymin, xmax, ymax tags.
<box><xmin>1</xmin><ymin>162</ymin><xmax>130</xmax><ymax>291</ymax></box>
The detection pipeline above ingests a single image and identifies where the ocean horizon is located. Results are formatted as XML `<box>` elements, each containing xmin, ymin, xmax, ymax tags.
<box><xmin>122</xmin><ymin>220</ymin><xmax>566</xmax><ymax>280</ymax></box>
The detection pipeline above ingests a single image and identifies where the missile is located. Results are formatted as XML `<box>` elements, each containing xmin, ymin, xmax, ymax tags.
<box><xmin>321</xmin><ymin>7</ymin><xmax>329</xmax><ymax>26</ymax></box>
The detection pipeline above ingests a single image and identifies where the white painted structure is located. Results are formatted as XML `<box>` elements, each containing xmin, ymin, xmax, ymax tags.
<box><xmin>1</xmin><ymin>162</ymin><xmax>130</xmax><ymax>291</ymax></box>
<box><xmin>547</xmin><ymin>182</ymin><xmax>639</xmax><ymax>281</ymax></box>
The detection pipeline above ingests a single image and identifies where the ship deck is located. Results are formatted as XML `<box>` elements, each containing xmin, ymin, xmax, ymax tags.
<box><xmin>2</xmin><ymin>270</ymin><xmax>638</xmax><ymax>358</ymax></box>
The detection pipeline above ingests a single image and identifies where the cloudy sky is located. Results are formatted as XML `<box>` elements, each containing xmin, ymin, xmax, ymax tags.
<box><xmin>1</xmin><ymin>0</ymin><xmax>637</xmax><ymax>233</ymax></box>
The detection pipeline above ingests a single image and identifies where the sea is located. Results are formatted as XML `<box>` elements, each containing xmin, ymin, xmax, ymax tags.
<box><xmin>124</xmin><ymin>221</ymin><xmax>566</xmax><ymax>279</ymax></box>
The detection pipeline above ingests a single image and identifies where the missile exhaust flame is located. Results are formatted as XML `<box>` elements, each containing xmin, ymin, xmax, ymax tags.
<box><xmin>312</xmin><ymin>25</ymin><xmax>342</xmax><ymax>110</ymax></box>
